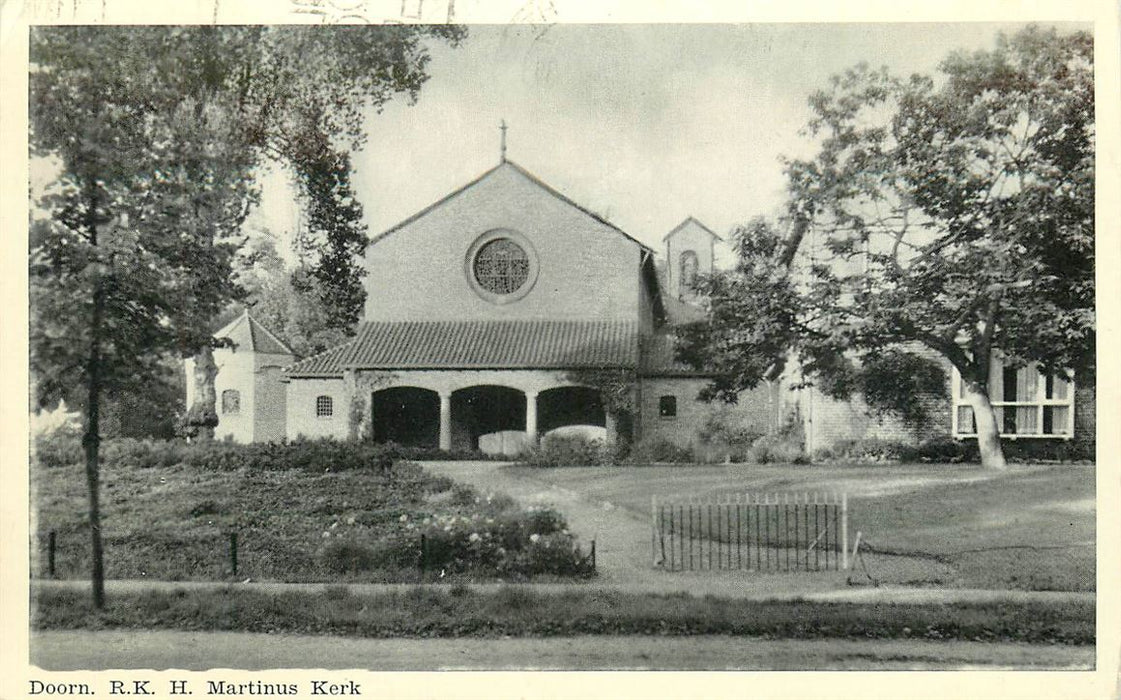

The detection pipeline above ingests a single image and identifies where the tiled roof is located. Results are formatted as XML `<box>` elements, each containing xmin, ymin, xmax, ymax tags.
<box><xmin>284</xmin><ymin>320</ymin><xmax>639</xmax><ymax>376</ymax></box>
<box><xmin>283</xmin><ymin>340</ymin><xmax>356</xmax><ymax>377</ymax></box>
<box><xmin>215</xmin><ymin>311</ymin><xmax>294</xmax><ymax>356</ymax></box>
<box><xmin>639</xmin><ymin>332</ymin><xmax>713</xmax><ymax>377</ymax></box>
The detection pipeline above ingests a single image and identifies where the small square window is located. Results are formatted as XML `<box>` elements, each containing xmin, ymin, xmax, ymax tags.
<box><xmin>658</xmin><ymin>395</ymin><xmax>677</xmax><ymax>418</ymax></box>
<box><xmin>316</xmin><ymin>395</ymin><xmax>334</xmax><ymax>418</ymax></box>
<box><xmin>221</xmin><ymin>390</ymin><xmax>240</xmax><ymax>415</ymax></box>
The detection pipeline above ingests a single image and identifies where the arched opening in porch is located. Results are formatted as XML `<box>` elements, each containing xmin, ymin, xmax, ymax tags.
<box><xmin>371</xmin><ymin>386</ymin><xmax>439</xmax><ymax>447</ymax></box>
<box><xmin>538</xmin><ymin>386</ymin><xmax>606</xmax><ymax>436</ymax></box>
<box><xmin>450</xmin><ymin>385</ymin><xmax>526</xmax><ymax>452</ymax></box>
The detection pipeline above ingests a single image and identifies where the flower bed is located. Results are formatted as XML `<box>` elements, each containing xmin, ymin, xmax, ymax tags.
<box><xmin>32</xmin><ymin>437</ymin><xmax>591</xmax><ymax>582</ymax></box>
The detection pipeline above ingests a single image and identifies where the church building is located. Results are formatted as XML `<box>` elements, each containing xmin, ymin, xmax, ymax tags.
<box><xmin>201</xmin><ymin>155</ymin><xmax>1093</xmax><ymax>460</ymax></box>
<box><xmin>272</xmin><ymin>158</ymin><xmax>767</xmax><ymax>454</ymax></box>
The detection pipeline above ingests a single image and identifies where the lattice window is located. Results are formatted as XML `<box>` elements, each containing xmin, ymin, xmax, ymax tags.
<box><xmin>221</xmin><ymin>389</ymin><xmax>240</xmax><ymax>415</ymax></box>
<box><xmin>473</xmin><ymin>238</ymin><xmax>530</xmax><ymax>295</ymax></box>
<box><xmin>952</xmin><ymin>361</ymin><xmax>1074</xmax><ymax>438</ymax></box>
<box><xmin>316</xmin><ymin>395</ymin><xmax>334</xmax><ymax>418</ymax></box>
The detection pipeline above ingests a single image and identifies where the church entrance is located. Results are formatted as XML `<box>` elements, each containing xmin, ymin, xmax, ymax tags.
<box><xmin>538</xmin><ymin>386</ymin><xmax>606</xmax><ymax>434</ymax></box>
<box><xmin>370</xmin><ymin>387</ymin><xmax>440</xmax><ymax>447</ymax></box>
<box><xmin>451</xmin><ymin>385</ymin><xmax>526</xmax><ymax>452</ymax></box>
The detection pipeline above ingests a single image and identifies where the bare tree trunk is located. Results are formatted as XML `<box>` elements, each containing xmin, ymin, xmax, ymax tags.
<box><xmin>83</xmin><ymin>199</ymin><xmax>107</xmax><ymax>609</ymax></box>
<box><xmin>82</xmin><ymin>285</ymin><xmax>106</xmax><ymax>608</ymax></box>
<box><xmin>961</xmin><ymin>380</ymin><xmax>1007</xmax><ymax>470</ymax></box>
<box><xmin>186</xmin><ymin>345</ymin><xmax>219</xmax><ymax>441</ymax></box>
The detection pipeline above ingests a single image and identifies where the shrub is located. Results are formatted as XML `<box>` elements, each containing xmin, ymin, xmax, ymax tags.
<box><xmin>30</xmin><ymin>434</ymin><xmax>505</xmax><ymax>473</ymax></box>
<box><xmin>32</xmin><ymin>433</ymin><xmax>83</xmax><ymax>469</ymax></box>
<box><xmin>319</xmin><ymin>540</ymin><xmax>381</xmax><ymax>574</ymax></box>
<box><xmin>897</xmin><ymin>436</ymin><xmax>974</xmax><ymax>463</ymax></box>
<box><xmin>747</xmin><ymin>417</ymin><xmax>807</xmax><ymax>464</ymax></box>
<box><xmin>814</xmin><ymin>438</ymin><xmax>907</xmax><ymax>463</ymax></box>
<box><xmin>521</xmin><ymin>434</ymin><xmax>609</xmax><ymax>467</ymax></box>
<box><xmin>696</xmin><ymin>413</ymin><xmax>764</xmax><ymax>462</ymax></box>
<box><xmin>414</xmin><ymin>505</ymin><xmax>593</xmax><ymax>579</ymax></box>
<box><xmin>625</xmin><ymin>437</ymin><xmax>694</xmax><ymax>464</ymax></box>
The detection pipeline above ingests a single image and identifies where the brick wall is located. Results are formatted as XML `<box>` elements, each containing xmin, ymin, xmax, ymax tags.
<box><xmin>639</xmin><ymin>377</ymin><xmax>776</xmax><ymax>448</ymax></box>
<box><xmin>364</xmin><ymin>164</ymin><xmax>642</xmax><ymax>323</ymax></box>
<box><xmin>286</xmin><ymin>377</ymin><xmax>349</xmax><ymax>440</ymax></box>
<box><xmin>254</xmin><ymin>352</ymin><xmax>294</xmax><ymax>443</ymax></box>
<box><xmin>1072</xmin><ymin>384</ymin><xmax>1096</xmax><ymax>457</ymax></box>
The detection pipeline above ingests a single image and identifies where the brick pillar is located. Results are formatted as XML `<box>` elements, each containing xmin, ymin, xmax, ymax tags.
<box><xmin>605</xmin><ymin>411</ymin><xmax>618</xmax><ymax>448</ymax></box>
<box><xmin>438</xmin><ymin>391</ymin><xmax>452</xmax><ymax>451</ymax></box>
<box><xmin>525</xmin><ymin>391</ymin><xmax>538</xmax><ymax>446</ymax></box>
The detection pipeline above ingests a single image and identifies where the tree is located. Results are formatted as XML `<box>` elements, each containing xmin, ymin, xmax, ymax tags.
<box><xmin>29</xmin><ymin>25</ymin><xmax>463</xmax><ymax>606</ymax></box>
<box><xmin>223</xmin><ymin>233</ymin><xmax>352</xmax><ymax>358</ymax></box>
<box><xmin>679</xmin><ymin>26</ymin><xmax>1094</xmax><ymax>469</ymax></box>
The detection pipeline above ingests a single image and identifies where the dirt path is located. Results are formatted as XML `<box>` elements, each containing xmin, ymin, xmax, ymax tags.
<box><xmin>421</xmin><ymin>460</ymin><xmax>658</xmax><ymax>585</ymax></box>
<box><xmin>31</xmin><ymin>630</ymin><xmax>1094</xmax><ymax>671</ymax></box>
<box><xmin>418</xmin><ymin>462</ymin><xmax>947</xmax><ymax>597</ymax></box>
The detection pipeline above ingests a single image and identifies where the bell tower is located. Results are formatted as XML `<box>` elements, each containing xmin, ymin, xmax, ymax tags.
<box><xmin>663</xmin><ymin>217</ymin><xmax>720</xmax><ymax>301</ymax></box>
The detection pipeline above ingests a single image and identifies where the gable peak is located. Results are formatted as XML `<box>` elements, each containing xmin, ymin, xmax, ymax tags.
<box><xmin>663</xmin><ymin>216</ymin><xmax>721</xmax><ymax>242</ymax></box>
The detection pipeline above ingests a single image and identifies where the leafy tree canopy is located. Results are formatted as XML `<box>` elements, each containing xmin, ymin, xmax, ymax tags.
<box><xmin>30</xmin><ymin>24</ymin><xmax>464</xmax><ymax>408</ymax></box>
<box><xmin>677</xmin><ymin>26</ymin><xmax>1093</xmax><ymax>468</ymax></box>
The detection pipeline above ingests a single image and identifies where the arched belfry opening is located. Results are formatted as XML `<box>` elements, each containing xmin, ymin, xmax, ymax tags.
<box><xmin>664</xmin><ymin>217</ymin><xmax>720</xmax><ymax>301</ymax></box>
<box><xmin>371</xmin><ymin>387</ymin><xmax>440</xmax><ymax>447</ymax></box>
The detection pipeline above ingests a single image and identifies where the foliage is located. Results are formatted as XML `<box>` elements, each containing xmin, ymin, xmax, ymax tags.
<box><xmin>678</xmin><ymin>27</ymin><xmax>1095</xmax><ymax>469</ymax></box>
<box><xmin>812</xmin><ymin>438</ymin><xmax>909</xmax><ymax>463</ymax></box>
<box><xmin>33</xmin><ymin>435</ymin><xmax>500</xmax><ymax>472</ymax></box>
<box><xmin>521</xmin><ymin>433</ymin><xmax>611</xmax><ymax>468</ymax></box>
<box><xmin>675</xmin><ymin>218</ymin><xmax>802</xmax><ymax>403</ymax></box>
<box><xmin>413</xmin><ymin>505</ymin><xmax>594</xmax><ymax>579</ymax></box>
<box><xmin>624</xmin><ymin>437</ymin><xmax>695</xmax><ymax>465</ymax></box>
<box><xmin>29</xmin><ymin>25</ymin><xmax>464</xmax><ymax>604</ymax></box>
<box><xmin>561</xmin><ymin>368</ymin><xmax>636</xmax><ymax>415</ymax></box>
<box><xmin>222</xmin><ymin>237</ymin><xmax>351</xmax><ymax>358</ymax></box>
<box><xmin>33</xmin><ymin>439</ymin><xmax>588</xmax><ymax>582</ymax></box>
<box><xmin>692</xmin><ymin>411</ymin><xmax>766</xmax><ymax>463</ymax></box>
<box><xmin>34</xmin><ymin>586</ymin><xmax>1094</xmax><ymax>645</ymax></box>
<box><xmin>815</xmin><ymin>349</ymin><xmax>948</xmax><ymax>426</ymax></box>
<box><xmin>746</xmin><ymin>417</ymin><xmax>808</xmax><ymax>464</ymax></box>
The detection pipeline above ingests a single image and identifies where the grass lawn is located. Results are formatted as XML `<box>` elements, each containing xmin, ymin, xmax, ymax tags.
<box><xmin>500</xmin><ymin>462</ymin><xmax>1095</xmax><ymax>591</ymax></box>
<box><xmin>32</xmin><ymin>456</ymin><xmax>588</xmax><ymax>583</ymax></box>
<box><xmin>32</xmin><ymin>584</ymin><xmax>1093</xmax><ymax>645</ymax></box>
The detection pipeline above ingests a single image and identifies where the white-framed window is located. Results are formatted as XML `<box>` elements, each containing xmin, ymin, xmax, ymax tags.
<box><xmin>951</xmin><ymin>360</ymin><xmax>1074</xmax><ymax>439</ymax></box>
<box><xmin>221</xmin><ymin>389</ymin><xmax>240</xmax><ymax>415</ymax></box>
<box><xmin>315</xmin><ymin>395</ymin><xmax>334</xmax><ymax>419</ymax></box>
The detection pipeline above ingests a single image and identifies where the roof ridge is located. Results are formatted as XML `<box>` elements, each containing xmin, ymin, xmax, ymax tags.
<box><xmin>244</xmin><ymin>313</ymin><xmax>296</xmax><ymax>356</ymax></box>
<box><xmin>662</xmin><ymin>216</ymin><xmax>722</xmax><ymax>242</ymax></box>
<box><xmin>214</xmin><ymin>311</ymin><xmax>249</xmax><ymax>341</ymax></box>
<box><xmin>368</xmin><ymin>162</ymin><xmax>507</xmax><ymax>247</ymax></box>
<box><xmin>368</xmin><ymin>160</ymin><xmax>653</xmax><ymax>253</ymax></box>
<box><xmin>502</xmin><ymin>161</ymin><xmax>653</xmax><ymax>252</ymax></box>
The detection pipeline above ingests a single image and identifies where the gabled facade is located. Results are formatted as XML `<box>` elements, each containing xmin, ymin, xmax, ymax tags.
<box><xmin>275</xmin><ymin>161</ymin><xmax>775</xmax><ymax>454</ymax></box>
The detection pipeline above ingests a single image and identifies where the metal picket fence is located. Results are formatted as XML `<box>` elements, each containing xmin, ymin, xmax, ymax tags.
<box><xmin>652</xmin><ymin>493</ymin><xmax>848</xmax><ymax>572</ymax></box>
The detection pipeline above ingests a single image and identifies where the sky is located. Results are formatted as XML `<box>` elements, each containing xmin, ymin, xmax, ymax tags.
<box><xmin>253</xmin><ymin>22</ymin><xmax>1069</xmax><ymax>265</ymax></box>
